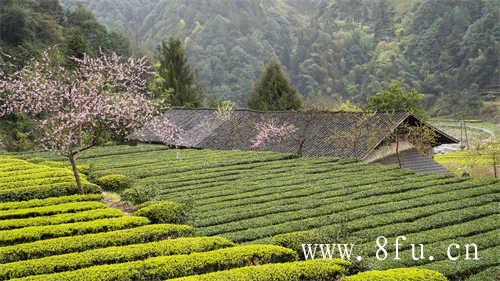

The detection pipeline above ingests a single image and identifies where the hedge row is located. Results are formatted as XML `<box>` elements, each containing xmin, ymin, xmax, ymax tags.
<box><xmin>142</xmin><ymin>157</ymin><xmax>334</xmax><ymax>185</ymax></box>
<box><xmin>343</xmin><ymin>268</ymin><xmax>448</xmax><ymax>281</ymax></box>
<box><xmin>188</xmin><ymin>166</ymin><xmax>406</xmax><ymax>212</ymax></box>
<box><xmin>11</xmin><ymin>144</ymin><xmax>168</xmax><ymax>162</ymax></box>
<box><xmin>142</xmin><ymin>158</ymin><xmax>343</xmax><ymax>192</ymax></box>
<box><xmin>135</xmin><ymin>201</ymin><xmax>188</xmax><ymax>224</ymax></box>
<box><xmin>421</xmin><ymin>245</ymin><xmax>500</xmax><ymax>279</ymax></box>
<box><xmin>0</xmin><ymin>223</ymin><xmax>193</xmax><ymax>263</ymax></box>
<box><xmin>93</xmin><ymin>151</ymin><xmax>291</xmax><ymax>179</ymax></box>
<box><xmin>0</xmin><ymin>182</ymin><xmax>101</xmax><ymax>202</ymax></box>
<box><xmin>0</xmin><ymin>208</ymin><xmax>124</xmax><ymax>230</ymax></box>
<box><xmin>13</xmin><ymin>245</ymin><xmax>297</xmax><ymax>281</ymax></box>
<box><xmin>0</xmin><ymin>171</ymin><xmax>74</xmax><ymax>185</ymax></box>
<box><xmin>0</xmin><ymin>164</ymin><xmax>36</xmax><ymax>173</ymax></box>
<box><xmin>0</xmin><ymin>216</ymin><xmax>150</xmax><ymax>246</ymax></box>
<box><xmin>0</xmin><ymin>201</ymin><xmax>107</xmax><ymax>220</ymax></box>
<box><xmin>193</xmin><ymin>172</ymin><xmax>444</xmax><ymax>222</ymax></box>
<box><xmin>354</xmin><ymin>209</ymin><xmax>499</xmax><ymax>257</ymax></box>
<box><xmin>0</xmin><ymin>175</ymin><xmax>78</xmax><ymax>189</ymax></box>
<box><xmin>368</xmin><ymin>229</ymin><xmax>498</xmax><ymax>270</ymax></box>
<box><xmin>0</xmin><ymin>236</ymin><xmax>234</xmax><ymax>279</ymax></box>
<box><xmin>197</xmin><ymin>174</ymin><xmax>458</xmax><ymax>234</ymax></box>
<box><xmin>91</xmin><ymin>151</ymin><xmax>279</xmax><ymax>176</ymax></box>
<box><xmin>0</xmin><ymin>194</ymin><xmax>102</xmax><ymax>211</ymax></box>
<box><xmin>464</xmin><ymin>266</ymin><xmax>499</xmax><ymax>281</ymax></box>
<box><xmin>0</xmin><ymin>168</ymin><xmax>66</xmax><ymax>180</ymax></box>
<box><xmin>170</xmin><ymin>259</ymin><xmax>351</xmax><ymax>281</ymax></box>
<box><xmin>161</xmin><ymin>162</ymin><xmax>384</xmax><ymax>204</ymax></box>
<box><xmin>216</xmin><ymin>186</ymin><xmax>496</xmax><ymax>242</ymax></box>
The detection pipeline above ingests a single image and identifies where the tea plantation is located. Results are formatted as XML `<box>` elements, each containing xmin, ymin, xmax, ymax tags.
<box><xmin>5</xmin><ymin>145</ymin><xmax>500</xmax><ymax>280</ymax></box>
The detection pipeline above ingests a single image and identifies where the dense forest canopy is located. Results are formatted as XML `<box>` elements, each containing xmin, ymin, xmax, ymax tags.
<box><xmin>0</xmin><ymin>0</ymin><xmax>131</xmax><ymax>150</ymax></box>
<box><xmin>0</xmin><ymin>0</ymin><xmax>130</xmax><ymax>72</ymax></box>
<box><xmin>59</xmin><ymin>0</ymin><xmax>499</xmax><ymax>118</ymax></box>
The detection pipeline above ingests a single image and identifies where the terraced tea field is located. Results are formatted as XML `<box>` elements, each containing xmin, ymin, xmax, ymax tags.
<box><xmin>2</xmin><ymin>155</ymin><xmax>375</xmax><ymax>280</ymax></box>
<box><xmin>8</xmin><ymin>145</ymin><xmax>500</xmax><ymax>280</ymax></box>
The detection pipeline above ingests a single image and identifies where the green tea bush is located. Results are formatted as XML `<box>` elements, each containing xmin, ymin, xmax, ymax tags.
<box><xmin>170</xmin><ymin>259</ymin><xmax>350</xmax><ymax>281</ymax></box>
<box><xmin>0</xmin><ymin>208</ymin><xmax>123</xmax><ymax>230</ymax></box>
<box><xmin>343</xmin><ymin>268</ymin><xmax>448</xmax><ymax>281</ymax></box>
<box><xmin>13</xmin><ymin>245</ymin><xmax>297</xmax><ymax>281</ymax></box>
<box><xmin>0</xmin><ymin>224</ymin><xmax>193</xmax><ymax>263</ymax></box>
<box><xmin>0</xmin><ymin>236</ymin><xmax>234</xmax><ymax>279</ymax></box>
<box><xmin>0</xmin><ymin>194</ymin><xmax>102</xmax><ymax>210</ymax></box>
<box><xmin>135</xmin><ymin>201</ymin><xmax>188</xmax><ymax>224</ymax></box>
<box><xmin>95</xmin><ymin>174</ymin><xmax>131</xmax><ymax>192</ymax></box>
<box><xmin>0</xmin><ymin>175</ymin><xmax>76</xmax><ymax>188</ymax></box>
<box><xmin>270</xmin><ymin>230</ymin><xmax>325</xmax><ymax>258</ymax></box>
<box><xmin>77</xmin><ymin>164</ymin><xmax>92</xmax><ymax>175</ymax></box>
<box><xmin>0</xmin><ymin>182</ymin><xmax>101</xmax><ymax>202</ymax></box>
<box><xmin>0</xmin><ymin>201</ymin><xmax>107</xmax><ymax>219</ymax></box>
<box><xmin>464</xmin><ymin>266</ymin><xmax>499</xmax><ymax>281</ymax></box>
<box><xmin>122</xmin><ymin>186</ymin><xmax>159</xmax><ymax>204</ymax></box>
<box><xmin>0</xmin><ymin>216</ymin><xmax>150</xmax><ymax>246</ymax></box>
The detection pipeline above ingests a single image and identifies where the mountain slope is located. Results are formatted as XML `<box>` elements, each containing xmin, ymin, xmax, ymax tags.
<box><xmin>60</xmin><ymin>0</ymin><xmax>499</xmax><ymax>117</ymax></box>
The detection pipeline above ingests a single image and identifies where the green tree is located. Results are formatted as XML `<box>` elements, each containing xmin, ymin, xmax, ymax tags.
<box><xmin>156</xmin><ymin>37</ymin><xmax>203</xmax><ymax>107</ymax></box>
<box><xmin>64</xmin><ymin>28</ymin><xmax>90</xmax><ymax>61</ymax></box>
<box><xmin>248</xmin><ymin>62</ymin><xmax>303</xmax><ymax>111</ymax></box>
<box><xmin>368</xmin><ymin>81</ymin><xmax>426</xmax><ymax>117</ymax></box>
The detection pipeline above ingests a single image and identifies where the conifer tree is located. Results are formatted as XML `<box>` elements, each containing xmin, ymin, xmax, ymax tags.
<box><xmin>156</xmin><ymin>37</ymin><xmax>203</xmax><ymax>107</ymax></box>
<box><xmin>248</xmin><ymin>62</ymin><xmax>303</xmax><ymax>111</ymax></box>
<box><xmin>64</xmin><ymin>28</ymin><xmax>90</xmax><ymax>61</ymax></box>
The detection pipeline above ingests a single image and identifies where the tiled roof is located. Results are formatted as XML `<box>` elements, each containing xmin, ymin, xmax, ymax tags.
<box><xmin>133</xmin><ymin>108</ymin><xmax>458</xmax><ymax>160</ymax></box>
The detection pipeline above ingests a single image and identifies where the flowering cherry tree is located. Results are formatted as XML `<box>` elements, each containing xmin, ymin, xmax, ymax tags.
<box><xmin>0</xmin><ymin>50</ymin><xmax>164</xmax><ymax>193</ymax></box>
<box><xmin>135</xmin><ymin>116</ymin><xmax>183</xmax><ymax>159</ymax></box>
<box><xmin>250</xmin><ymin>119</ymin><xmax>297</xmax><ymax>148</ymax></box>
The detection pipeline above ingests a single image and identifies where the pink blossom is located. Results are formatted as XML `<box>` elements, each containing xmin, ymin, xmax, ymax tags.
<box><xmin>250</xmin><ymin>119</ymin><xmax>297</xmax><ymax>148</ymax></box>
<box><xmin>0</xmin><ymin>49</ymin><xmax>173</xmax><ymax>156</ymax></box>
<box><xmin>135</xmin><ymin>116</ymin><xmax>182</xmax><ymax>146</ymax></box>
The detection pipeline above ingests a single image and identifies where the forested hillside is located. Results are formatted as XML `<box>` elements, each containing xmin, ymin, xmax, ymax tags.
<box><xmin>60</xmin><ymin>0</ymin><xmax>499</xmax><ymax>117</ymax></box>
<box><xmin>0</xmin><ymin>0</ymin><xmax>130</xmax><ymax>72</ymax></box>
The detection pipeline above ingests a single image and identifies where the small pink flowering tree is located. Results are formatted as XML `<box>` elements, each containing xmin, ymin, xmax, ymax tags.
<box><xmin>250</xmin><ymin>119</ymin><xmax>297</xmax><ymax>148</ymax></box>
<box><xmin>0</xmin><ymin>50</ymin><xmax>164</xmax><ymax>193</ymax></box>
<box><xmin>135</xmin><ymin>116</ymin><xmax>182</xmax><ymax>159</ymax></box>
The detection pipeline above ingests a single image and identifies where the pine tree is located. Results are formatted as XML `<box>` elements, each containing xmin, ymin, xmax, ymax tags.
<box><xmin>156</xmin><ymin>37</ymin><xmax>203</xmax><ymax>108</ymax></box>
<box><xmin>64</xmin><ymin>28</ymin><xmax>90</xmax><ymax>60</ymax></box>
<box><xmin>248</xmin><ymin>62</ymin><xmax>303</xmax><ymax>111</ymax></box>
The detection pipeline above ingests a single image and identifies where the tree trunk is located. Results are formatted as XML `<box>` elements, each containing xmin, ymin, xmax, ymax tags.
<box><xmin>175</xmin><ymin>145</ymin><xmax>181</xmax><ymax>160</ymax></box>
<box><xmin>68</xmin><ymin>153</ymin><xmax>85</xmax><ymax>194</ymax></box>
<box><xmin>494</xmin><ymin>153</ymin><xmax>497</xmax><ymax>179</ymax></box>
<box><xmin>297</xmin><ymin>139</ymin><xmax>305</xmax><ymax>157</ymax></box>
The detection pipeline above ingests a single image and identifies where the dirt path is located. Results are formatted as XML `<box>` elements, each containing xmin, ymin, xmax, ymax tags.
<box><xmin>101</xmin><ymin>192</ymin><xmax>134</xmax><ymax>216</ymax></box>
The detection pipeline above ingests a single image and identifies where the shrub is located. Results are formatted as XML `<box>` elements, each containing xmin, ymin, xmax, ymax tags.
<box><xmin>122</xmin><ymin>186</ymin><xmax>159</xmax><ymax>204</ymax></box>
<box><xmin>0</xmin><ymin>216</ymin><xmax>150</xmax><ymax>246</ymax></box>
<box><xmin>0</xmin><ymin>194</ymin><xmax>102</xmax><ymax>210</ymax></box>
<box><xmin>135</xmin><ymin>201</ymin><xmax>188</xmax><ymax>224</ymax></box>
<box><xmin>464</xmin><ymin>266</ymin><xmax>499</xmax><ymax>281</ymax></box>
<box><xmin>0</xmin><ymin>201</ymin><xmax>107</xmax><ymax>220</ymax></box>
<box><xmin>270</xmin><ymin>230</ymin><xmax>325</xmax><ymax>259</ymax></box>
<box><xmin>0</xmin><ymin>224</ymin><xmax>193</xmax><ymax>263</ymax></box>
<box><xmin>343</xmin><ymin>268</ymin><xmax>448</xmax><ymax>281</ymax></box>
<box><xmin>95</xmin><ymin>174</ymin><xmax>131</xmax><ymax>192</ymax></box>
<box><xmin>14</xmin><ymin>245</ymin><xmax>297</xmax><ymax>281</ymax></box>
<box><xmin>0</xmin><ymin>208</ymin><xmax>123</xmax><ymax>230</ymax></box>
<box><xmin>170</xmin><ymin>259</ymin><xmax>351</xmax><ymax>281</ymax></box>
<box><xmin>77</xmin><ymin>164</ymin><xmax>92</xmax><ymax>175</ymax></box>
<box><xmin>0</xmin><ymin>236</ymin><xmax>234</xmax><ymax>279</ymax></box>
<box><xmin>0</xmin><ymin>182</ymin><xmax>101</xmax><ymax>202</ymax></box>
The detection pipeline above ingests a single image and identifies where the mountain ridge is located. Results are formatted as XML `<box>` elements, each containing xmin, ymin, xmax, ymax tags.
<box><xmin>60</xmin><ymin>0</ymin><xmax>499</xmax><ymax>117</ymax></box>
